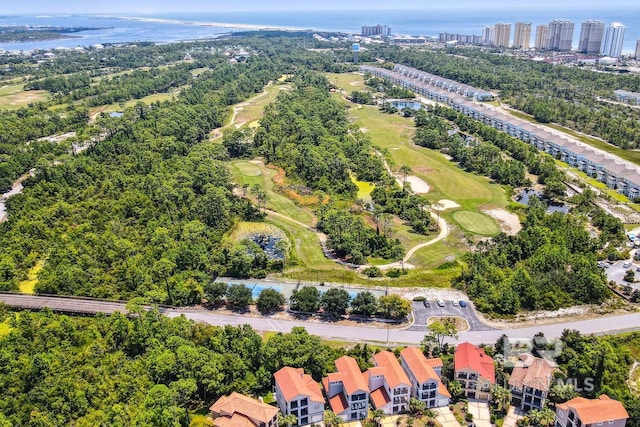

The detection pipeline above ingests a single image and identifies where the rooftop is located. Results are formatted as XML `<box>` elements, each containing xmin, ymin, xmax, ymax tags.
<box><xmin>210</xmin><ymin>392</ymin><xmax>279</xmax><ymax>427</ymax></box>
<box><xmin>274</xmin><ymin>367</ymin><xmax>324</xmax><ymax>404</ymax></box>
<box><xmin>371</xmin><ymin>350</ymin><xmax>411</xmax><ymax>389</ymax></box>
<box><xmin>400</xmin><ymin>346</ymin><xmax>441</xmax><ymax>384</ymax></box>
<box><xmin>508</xmin><ymin>354</ymin><xmax>556</xmax><ymax>392</ymax></box>
<box><xmin>454</xmin><ymin>342</ymin><xmax>496</xmax><ymax>384</ymax></box>
<box><xmin>557</xmin><ymin>394</ymin><xmax>629</xmax><ymax>423</ymax></box>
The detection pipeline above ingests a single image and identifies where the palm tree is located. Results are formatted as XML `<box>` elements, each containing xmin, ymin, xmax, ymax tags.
<box><xmin>278</xmin><ymin>413</ymin><xmax>297</xmax><ymax>427</ymax></box>
<box><xmin>324</xmin><ymin>410</ymin><xmax>342</xmax><ymax>427</ymax></box>
<box><xmin>491</xmin><ymin>384</ymin><xmax>511</xmax><ymax>414</ymax></box>
<box><xmin>370</xmin><ymin>408</ymin><xmax>385</xmax><ymax>427</ymax></box>
<box><xmin>399</xmin><ymin>165</ymin><xmax>412</xmax><ymax>190</ymax></box>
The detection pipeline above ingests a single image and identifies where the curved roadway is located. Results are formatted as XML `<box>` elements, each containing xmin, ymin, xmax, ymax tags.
<box><xmin>2</xmin><ymin>293</ymin><xmax>639</xmax><ymax>346</ymax></box>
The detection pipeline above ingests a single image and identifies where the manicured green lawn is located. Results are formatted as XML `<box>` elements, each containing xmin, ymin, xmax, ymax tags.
<box><xmin>0</xmin><ymin>82</ymin><xmax>48</xmax><ymax>110</ymax></box>
<box><xmin>326</xmin><ymin>72</ymin><xmax>366</xmax><ymax>92</ymax></box>
<box><xmin>233</xmin><ymin>82</ymin><xmax>290</xmax><ymax>129</ymax></box>
<box><xmin>452</xmin><ymin>211</ymin><xmax>500</xmax><ymax>236</ymax></box>
<box><xmin>230</xmin><ymin>160</ymin><xmax>315</xmax><ymax>226</ymax></box>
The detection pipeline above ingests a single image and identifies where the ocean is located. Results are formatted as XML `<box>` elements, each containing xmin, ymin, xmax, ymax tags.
<box><xmin>1</xmin><ymin>6</ymin><xmax>639</xmax><ymax>53</ymax></box>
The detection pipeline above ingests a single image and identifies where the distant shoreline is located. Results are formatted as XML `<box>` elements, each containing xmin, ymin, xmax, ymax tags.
<box><xmin>118</xmin><ymin>15</ymin><xmax>307</xmax><ymax>32</ymax></box>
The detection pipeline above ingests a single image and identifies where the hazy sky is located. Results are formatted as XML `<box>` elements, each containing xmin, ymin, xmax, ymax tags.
<box><xmin>3</xmin><ymin>0</ymin><xmax>638</xmax><ymax>14</ymax></box>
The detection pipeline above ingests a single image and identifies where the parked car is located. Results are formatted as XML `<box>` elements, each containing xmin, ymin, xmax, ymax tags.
<box><xmin>436</xmin><ymin>299</ymin><xmax>445</xmax><ymax>307</ymax></box>
<box><xmin>452</xmin><ymin>300</ymin><xmax>459</xmax><ymax>307</ymax></box>
<box><xmin>459</xmin><ymin>300</ymin><xmax>467</xmax><ymax>308</ymax></box>
<box><xmin>423</xmin><ymin>300</ymin><xmax>430</xmax><ymax>308</ymax></box>
<box><xmin>624</xmin><ymin>262</ymin><xmax>632</xmax><ymax>268</ymax></box>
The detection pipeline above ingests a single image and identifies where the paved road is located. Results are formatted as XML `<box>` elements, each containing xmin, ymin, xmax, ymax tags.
<box><xmin>409</xmin><ymin>299</ymin><xmax>492</xmax><ymax>332</ymax></box>
<box><xmin>2</xmin><ymin>293</ymin><xmax>640</xmax><ymax>346</ymax></box>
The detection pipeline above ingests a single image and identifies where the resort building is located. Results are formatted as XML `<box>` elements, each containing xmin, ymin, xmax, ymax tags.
<box><xmin>601</xmin><ymin>22</ymin><xmax>626</xmax><ymax>57</ymax></box>
<box><xmin>615</xmin><ymin>90</ymin><xmax>640</xmax><ymax>105</ymax></box>
<box><xmin>454</xmin><ymin>342</ymin><xmax>495</xmax><ymax>401</ymax></box>
<box><xmin>367</xmin><ymin>350</ymin><xmax>411</xmax><ymax>414</ymax></box>
<box><xmin>361</xmin><ymin>24</ymin><xmax>391</xmax><ymax>37</ymax></box>
<box><xmin>399</xmin><ymin>346</ymin><xmax>450</xmax><ymax>408</ymax></box>
<box><xmin>508</xmin><ymin>354</ymin><xmax>556</xmax><ymax>412</ymax></box>
<box><xmin>555</xmin><ymin>395</ymin><xmax>629</xmax><ymax>427</ymax></box>
<box><xmin>322</xmin><ymin>356</ymin><xmax>370</xmax><ymax>422</ymax></box>
<box><xmin>578</xmin><ymin>20</ymin><xmax>604</xmax><ymax>54</ymax></box>
<box><xmin>535</xmin><ymin>24</ymin><xmax>550</xmax><ymax>49</ymax></box>
<box><xmin>548</xmin><ymin>19</ymin><xmax>575</xmax><ymax>51</ymax></box>
<box><xmin>361</xmin><ymin>64</ymin><xmax>640</xmax><ymax>200</ymax></box>
<box><xmin>274</xmin><ymin>367</ymin><xmax>325</xmax><ymax>427</ymax></box>
<box><xmin>513</xmin><ymin>22</ymin><xmax>531</xmax><ymax>49</ymax></box>
<box><xmin>209</xmin><ymin>392</ymin><xmax>279</xmax><ymax>427</ymax></box>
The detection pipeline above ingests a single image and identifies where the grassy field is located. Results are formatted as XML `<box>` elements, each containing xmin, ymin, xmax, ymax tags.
<box><xmin>19</xmin><ymin>260</ymin><xmax>44</xmax><ymax>294</ymax></box>
<box><xmin>229</xmin><ymin>160</ymin><xmax>315</xmax><ymax>226</ymax></box>
<box><xmin>0</xmin><ymin>82</ymin><xmax>47</xmax><ymax>110</ymax></box>
<box><xmin>326</xmin><ymin>72</ymin><xmax>510</xmax><ymax>272</ymax></box>
<box><xmin>507</xmin><ymin>108</ymin><xmax>640</xmax><ymax>166</ymax></box>
<box><xmin>89</xmin><ymin>92</ymin><xmax>177</xmax><ymax>116</ymax></box>
<box><xmin>232</xmin><ymin>81</ymin><xmax>289</xmax><ymax>129</ymax></box>
<box><xmin>452</xmin><ymin>211</ymin><xmax>500</xmax><ymax>236</ymax></box>
<box><xmin>351</xmin><ymin>175</ymin><xmax>375</xmax><ymax>202</ymax></box>
<box><xmin>0</xmin><ymin>319</ymin><xmax>11</xmax><ymax>338</ymax></box>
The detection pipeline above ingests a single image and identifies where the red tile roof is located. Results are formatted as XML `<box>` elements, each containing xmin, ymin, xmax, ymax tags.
<box><xmin>372</xmin><ymin>351</ymin><xmax>411</xmax><ymax>389</ymax></box>
<box><xmin>274</xmin><ymin>367</ymin><xmax>324</xmax><ymax>404</ymax></box>
<box><xmin>438</xmin><ymin>382</ymin><xmax>451</xmax><ymax>398</ymax></box>
<box><xmin>557</xmin><ymin>395</ymin><xmax>629</xmax><ymax>423</ymax></box>
<box><xmin>328</xmin><ymin>392</ymin><xmax>349</xmax><ymax>414</ymax></box>
<box><xmin>210</xmin><ymin>392</ymin><xmax>278</xmax><ymax>427</ymax></box>
<box><xmin>454</xmin><ymin>342</ymin><xmax>496</xmax><ymax>384</ymax></box>
<box><xmin>334</xmin><ymin>355</ymin><xmax>368</xmax><ymax>395</ymax></box>
<box><xmin>426</xmin><ymin>358</ymin><xmax>443</xmax><ymax>369</ymax></box>
<box><xmin>400</xmin><ymin>346</ymin><xmax>440</xmax><ymax>384</ymax></box>
<box><xmin>370</xmin><ymin>386</ymin><xmax>391</xmax><ymax>409</ymax></box>
<box><xmin>508</xmin><ymin>354</ymin><xmax>556</xmax><ymax>392</ymax></box>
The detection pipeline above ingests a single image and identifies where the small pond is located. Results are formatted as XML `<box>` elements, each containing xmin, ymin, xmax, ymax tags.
<box><xmin>516</xmin><ymin>189</ymin><xmax>570</xmax><ymax>214</ymax></box>
<box><xmin>250</xmin><ymin>233</ymin><xmax>285</xmax><ymax>260</ymax></box>
<box><xmin>109</xmin><ymin>111</ymin><xmax>124</xmax><ymax>118</ymax></box>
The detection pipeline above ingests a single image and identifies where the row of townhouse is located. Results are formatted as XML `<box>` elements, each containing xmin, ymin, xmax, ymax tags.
<box><xmin>361</xmin><ymin>64</ymin><xmax>640</xmax><ymax>200</ymax></box>
<box><xmin>614</xmin><ymin>90</ymin><xmax>640</xmax><ymax>105</ymax></box>
<box><xmin>206</xmin><ymin>342</ymin><xmax>628</xmax><ymax>427</ymax></box>
<box><xmin>274</xmin><ymin>347</ymin><xmax>450</xmax><ymax>426</ymax></box>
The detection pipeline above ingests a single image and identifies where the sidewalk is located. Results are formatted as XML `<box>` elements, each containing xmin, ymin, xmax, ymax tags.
<box><xmin>502</xmin><ymin>406</ymin><xmax>525</xmax><ymax>427</ymax></box>
<box><xmin>467</xmin><ymin>400</ymin><xmax>491</xmax><ymax>427</ymax></box>
<box><xmin>434</xmin><ymin>406</ymin><xmax>462</xmax><ymax>427</ymax></box>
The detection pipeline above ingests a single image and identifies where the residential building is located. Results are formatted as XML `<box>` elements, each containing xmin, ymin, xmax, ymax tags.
<box><xmin>601</xmin><ymin>22</ymin><xmax>626</xmax><ymax>57</ymax></box>
<box><xmin>493</xmin><ymin>23</ymin><xmax>511</xmax><ymax>48</ymax></box>
<box><xmin>399</xmin><ymin>346</ymin><xmax>450</xmax><ymax>408</ymax></box>
<box><xmin>508</xmin><ymin>354</ymin><xmax>556</xmax><ymax>412</ymax></box>
<box><xmin>209</xmin><ymin>392</ymin><xmax>279</xmax><ymax>427</ymax></box>
<box><xmin>454</xmin><ymin>342</ymin><xmax>495</xmax><ymax>400</ymax></box>
<box><xmin>361</xmin><ymin>24</ymin><xmax>391</xmax><ymax>37</ymax></box>
<box><xmin>367</xmin><ymin>350</ymin><xmax>411</xmax><ymax>414</ymax></box>
<box><xmin>635</xmin><ymin>39</ymin><xmax>640</xmax><ymax>59</ymax></box>
<box><xmin>578</xmin><ymin>20</ymin><xmax>604</xmax><ymax>54</ymax></box>
<box><xmin>322</xmin><ymin>356</ymin><xmax>369</xmax><ymax>422</ymax></box>
<box><xmin>360</xmin><ymin>64</ymin><xmax>640</xmax><ymax>199</ymax></box>
<box><xmin>614</xmin><ymin>90</ymin><xmax>640</xmax><ymax>105</ymax></box>
<box><xmin>555</xmin><ymin>395</ymin><xmax>629</xmax><ymax>427</ymax></box>
<box><xmin>274</xmin><ymin>367</ymin><xmax>324</xmax><ymax>427</ymax></box>
<box><xmin>548</xmin><ymin>19</ymin><xmax>574</xmax><ymax>51</ymax></box>
<box><xmin>535</xmin><ymin>24</ymin><xmax>550</xmax><ymax>49</ymax></box>
<box><xmin>513</xmin><ymin>22</ymin><xmax>531</xmax><ymax>49</ymax></box>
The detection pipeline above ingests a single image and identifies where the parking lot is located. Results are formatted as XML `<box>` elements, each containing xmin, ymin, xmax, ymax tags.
<box><xmin>603</xmin><ymin>259</ymin><xmax>640</xmax><ymax>290</ymax></box>
<box><xmin>409</xmin><ymin>299</ymin><xmax>492</xmax><ymax>332</ymax></box>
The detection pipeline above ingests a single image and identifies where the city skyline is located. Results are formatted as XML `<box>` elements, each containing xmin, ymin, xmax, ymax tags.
<box><xmin>2</xmin><ymin>0</ymin><xmax>639</xmax><ymax>14</ymax></box>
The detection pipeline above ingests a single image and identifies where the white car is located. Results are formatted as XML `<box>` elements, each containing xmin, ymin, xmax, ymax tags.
<box><xmin>436</xmin><ymin>299</ymin><xmax>445</xmax><ymax>307</ymax></box>
<box><xmin>624</xmin><ymin>262</ymin><xmax>632</xmax><ymax>268</ymax></box>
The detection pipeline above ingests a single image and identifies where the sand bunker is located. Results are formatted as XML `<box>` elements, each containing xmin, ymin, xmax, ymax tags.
<box><xmin>433</xmin><ymin>199</ymin><xmax>461</xmax><ymax>210</ymax></box>
<box><xmin>405</xmin><ymin>176</ymin><xmax>430</xmax><ymax>194</ymax></box>
<box><xmin>483</xmin><ymin>209</ymin><xmax>522</xmax><ymax>235</ymax></box>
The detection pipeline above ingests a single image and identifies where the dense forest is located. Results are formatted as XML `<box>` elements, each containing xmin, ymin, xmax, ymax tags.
<box><xmin>372</xmin><ymin>47</ymin><xmax>640</xmax><ymax>149</ymax></box>
<box><xmin>0</xmin><ymin>308</ymin><xmax>360</xmax><ymax>426</ymax></box>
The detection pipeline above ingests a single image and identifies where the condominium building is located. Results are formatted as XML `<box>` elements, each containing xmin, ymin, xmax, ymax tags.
<box><xmin>367</xmin><ymin>350</ymin><xmax>411</xmax><ymax>415</ymax></box>
<box><xmin>535</xmin><ymin>24</ymin><xmax>550</xmax><ymax>49</ymax></box>
<box><xmin>548</xmin><ymin>19</ymin><xmax>575</xmax><ymax>51</ymax></box>
<box><xmin>578</xmin><ymin>20</ymin><xmax>604</xmax><ymax>54</ymax></box>
<box><xmin>454</xmin><ymin>342</ymin><xmax>495</xmax><ymax>401</ymax></box>
<box><xmin>601</xmin><ymin>22</ymin><xmax>626</xmax><ymax>57</ymax></box>
<box><xmin>209</xmin><ymin>392</ymin><xmax>279</xmax><ymax>427</ymax></box>
<box><xmin>493</xmin><ymin>23</ymin><xmax>511</xmax><ymax>48</ymax></box>
<box><xmin>513</xmin><ymin>22</ymin><xmax>531</xmax><ymax>49</ymax></box>
<box><xmin>508</xmin><ymin>354</ymin><xmax>556</xmax><ymax>412</ymax></box>
<box><xmin>322</xmin><ymin>356</ymin><xmax>369</xmax><ymax>422</ymax></box>
<box><xmin>361</xmin><ymin>24</ymin><xmax>391</xmax><ymax>37</ymax></box>
<box><xmin>274</xmin><ymin>367</ymin><xmax>325</xmax><ymax>427</ymax></box>
<box><xmin>361</xmin><ymin>64</ymin><xmax>640</xmax><ymax>201</ymax></box>
<box><xmin>555</xmin><ymin>395</ymin><xmax>629</xmax><ymax>427</ymax></box>
<box><xmin>635</xmin><ymin>39</ymin><xmax>640</xmax><ymax>59</ymax></box>
<box><xmin>399</xmin><ymin>346</ymin><xmax>450</xmax><ymax>408</ymax></box>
